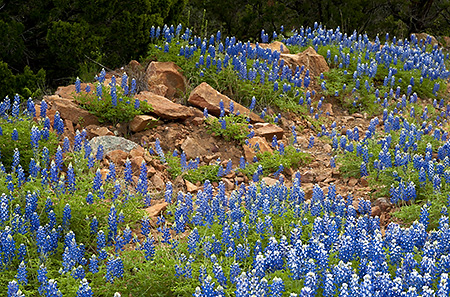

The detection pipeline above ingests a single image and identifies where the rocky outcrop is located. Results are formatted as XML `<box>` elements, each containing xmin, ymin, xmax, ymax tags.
<box><xmin>254</xmin><ymin>123</ymin><xmax>284</xmax><ymax>141</ymax></box>
<box><xmin>181</xmin><ymin>136</ymin><xmax>208</xmax><ymax>160</ymax></box>
<box><xmin>129</xmin><ymin>115</ymin><xmax>158</xmax><ymax>132</ymax></box>
<box><xmin>136</xmin><ymin>91</ymin><xmax>194</xmax><ymax>120</ymax></box>
<box><xmin>243</xmin><ymin>136</ymin><xmax>273</xmax><ymax>162</ymax></box>
<box><xmin>45</xmin><ymin>95</ymin><xmax>99</xmax><ymax>127</ymax></box>
<box><xmin>188</xmin><ymin>82</ymin><xmax>263</xmax><ymax>123</ymax></box>
<box><xmin>146</xmin><ymin>61</ymin><xmax>186</xmax><ymax>99</ymax></box>
<box><xmin>89</xmin><ymin>135</ymin><xmax>139</xmax><ymax>156</ymax></box>
<box><xmin>281</xmin><ymin>46</ymin><xmax>329</xmax><ymax>78</ymax></box>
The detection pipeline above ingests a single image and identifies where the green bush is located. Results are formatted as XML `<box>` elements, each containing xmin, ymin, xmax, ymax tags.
<box><xmin>206</xmin><ymin>114</ymin><xmax>249</xmax><ymax>143</ymax></box>
<box><xmin>73</xmin><ymin>84</ymin><xmax>152</xmax><ymax>125</ymax></box>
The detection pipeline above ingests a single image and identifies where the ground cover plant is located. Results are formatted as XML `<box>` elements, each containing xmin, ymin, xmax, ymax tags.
<box><xmin>2</xmin><ymin>22</ymin><xmax>450</xmax><ymax>297</ymax></box>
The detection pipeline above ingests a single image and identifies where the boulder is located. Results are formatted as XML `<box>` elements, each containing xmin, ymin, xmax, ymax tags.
<box><xmin>280</xmin><ymin>46</ymin><xmax>329</xmax><ymax>78</ymax></box>
<box><xmin>412</xmin><ymin>33</ymin><xmax>439</xmax><ymax>47</ymax></box>
<box><xmin>136</xmin><ymin>91</ymin><xmax>194</xmax><ymax>120</ymax></box>
<box><xmin>251</xmin><ymin>41</ymin><xmax>290</xmax><ymax>54</ymax></box>
<box><xmin>55</xmin><ymin>83</ymin><xmax>95</xmax><ymax>100</ymax></box>
<box><xmin>89</xmin><ymin>135</ymin><xmax>139</xmax><ymax>157</ymax></box>
<box><xmin>85</xmin><ymin>125</ymin><xmax>114</xmax><ymax>138</ymax></box>
<box><xmin>254</xmin><ymin>123</ymin><xmax>284</xmax><ymax>141</ymax></box>
<box><xmin>46</xmin><ymin>95</ymin><xmax>99</xmax><ymax>127</ymax></box>
<box><xmin>243</xmin><ymin>136</ymin><xmax>273</xmax><ymax>162</ymax></box>
<box><xmin>443</xmin><ymin>36</ymin><xmax>450</xmax><ymax>48</ymax></box>
<box><xmin>146</xmin><ymin>61</ymin><xmax>186</xmax><ymax>99</ymax></box>
<box><xmin>129</xmin><ymin>115</ymin><xmax>158</xmax><ymax>132</ymax></box>
<box><xmin>188</xmin><ymin>82</ymin><xmax>263</xmax><ymax>123</ymax></box>
<box><xmin>181</xmin><ymin>136</ymin><xmax>208</xmax><ymax>160</ymax></box>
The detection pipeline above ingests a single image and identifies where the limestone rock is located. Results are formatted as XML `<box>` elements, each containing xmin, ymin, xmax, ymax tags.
<box><xmin>243</xmin><ymin>136</ymin><xmax>273</xmax><ymax>162</ymax></box>
<box><xmin>188</xmin><ymin>82</ymin><xmax>263</xmax><ymax>123</ymax></box>
<box><xmin>90</xmin><ymin>136</ymin><xmax>139</xmax><ymax>157</ymax></box>
<box><xmin>129</xmin><ymin>115</ymin><xmax>158</xmax><ymax>132</ymax></box>
<box><xmin>146</xmin><ymin>61</ymin><xmax>186</xmax><ymax>99</ymax></box>
<box><xmin>281</xmin><ymin>46</ymin><xmax>329</xmax><ymax>78</ymax></box>
<box><xmin>136</xmin><ymin>91</ymin><xmax>193</xmax><ymax>120</ymax></box>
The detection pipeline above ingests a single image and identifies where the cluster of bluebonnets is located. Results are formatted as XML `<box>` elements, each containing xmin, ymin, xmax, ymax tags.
<box><xmin>1</xmin><ymin>22</ymin><xmax>450</xmax><ymax>296</ymax></box>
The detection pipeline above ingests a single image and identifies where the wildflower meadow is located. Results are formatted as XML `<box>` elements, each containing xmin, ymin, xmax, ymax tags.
<box><xmin>2</xmin><ymin>22</ymin><xmax>450</xmax><ymax>297</ymax></box>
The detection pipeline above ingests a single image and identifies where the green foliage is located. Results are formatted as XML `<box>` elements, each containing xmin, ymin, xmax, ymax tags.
<box><xmin>240</xmin><ymin>145</ymin><xmax>312</xmax><ymax>178</ymax></box>
<box><xmin>73</xmin><ymin>84</ymin><xmax>152</xmax><ymax>125</ymax></box>
<box><xmin>206</xmin><ymin>114</ymin><xmax>249</xmax><ymax>143</ymax></box>
<box><xmin>0</xmin><ymin>116</ymin><xmax>58</xmax><ymax>173</ymax></box>
<box><xmin>0</xmin><ymin>0</ymin><xmax>187</xmax><ymax>90</ymax></box>
<box><xmin>0</xmin><ymin>61</ymin><xmax>46</xmax><ymax>99</ymax></box>
<box><xmin>166</xmin><ymin>154</ymin><xmax>222</xmax><ymax>184</ymax></box>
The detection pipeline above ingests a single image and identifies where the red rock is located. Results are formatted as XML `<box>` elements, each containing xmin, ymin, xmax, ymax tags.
<box><xmin>129</xmin><ymin>115</ymin><xmax>158</xmax><ymax>132</ymax></box>
<box><xmin>145</xmin><ymin>202</ymin><xmax>168</xmax><ymax>217</ymax></box>
<box><xmin>106</xmin><ymin>150</ymin><xmax>129</xmax><ymax>166</ymax></box>
<box><xmin>348</xmin><ymin>177</ymin><xmax>358</xmax><ymax>187</ymax></box>
<box><xmin>243</xmin><ymin>136</ymin><xmax>273</xmax><ymax>162</ymax></box>
<box><xmin>185</xmin><ymin>180</ymin><xmax>199</xmax><ymax>193</ymax></box>
<box><xmin>146</xmin><ymin>61</ymin><xmax>186</xmax><ymax>99</ymax></box>
<box><xmin>188</xmin><ymin>82</ymin><xmax>263</xmax><ymax>123</ymax></box>
<box><xmin>262</xmin><ymin>176</ymin><xmax>279</xmax><ymax>186</ymax></box>
<box><xmin>254</xmin><ymin>123</ymin><xmax>284</xmax><ymax>141</ymax></box>
<box><xmin>222</xmin><ymin>178</ymin><xmax>235</xmax><ymax>191</ymax></box>
<box><xmin>86</xmin><ymin>125</ymin><xmax>114</xmax><ymax>138</ymax></box>
<box><xmin>130</xmin><ymin>156</ymin><xmax>145</xmax><ymax>174</ymax></box>
<box><xmin>371</xmin><ymin>206</ymin><xmax>382</xmax><ymax>217</ymax></box>
<box><xmin>150</xmin><ymin>172</ymin><xmax>165</xmax><ymax>190</ymax></box>
<box><xmin>47</xmin><ymin>96</ymin><xmax>99</xmax><ymax>127</ymax></box>
<box><xmin>129</xmin><ymin>147</ymin><xmax>146</xmax><ymax>159</ymax></box>
<box><xmin>181</xmin><ymin>136</ymin><xmax>208</xmax><ymax>160</ymax></box>
<box><xmin>136</xmin><ymin>91</ymin><xmax>193</xmax><ymax>120</ymax></box>
<box><xmin>412</xmin><ymin>33</ymin><xmax>438</xmax><ymax>47</ymax></box>
<box><xmin>281</xmin><ymin>46</ymin><xmax>329</xmax><ymax>78</ymax></box>
<box><xmin>323</xmin><ymin>103</ymin><xmax>334</xmax><ymax>116</ymax></box>
<box><xmin>54</xmin><ymin>83</ymin><xmax>95</xmax><ymax>100</ymax></box>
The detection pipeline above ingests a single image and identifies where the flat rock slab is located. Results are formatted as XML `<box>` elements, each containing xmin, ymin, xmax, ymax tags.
<box><xmin>46</xmin><ymin>95</ymin><xmax>99</xmax><ymax>127</ymax></box>
<box><xmin>136</xmin><ymin>91</ymin><xmax>193</xmax><ymax>120</ymax></box>
<box><xmin>188</xmin><ymin>82</ymin><xmax>263</xmax><ymax>123</ymax></box>
<box><xmin>254</xmin><ymin>123</ymin><xmax>284</xmax><ymax>141</ymax></box>
<box><xmin>89</xmin><ymin>135</ymin><xmax>139</xmax><ymax>156</ymax></box>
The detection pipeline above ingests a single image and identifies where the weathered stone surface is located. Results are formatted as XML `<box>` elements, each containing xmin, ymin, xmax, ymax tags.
<box><xmin>106</xmin><ymin>150</ymin><xmax>129</xmax><ymax>166</ymax></box>
<box><xmin>85</xmin><ymin>125</ymin><xmax>114</xmax><ymax>138</ymax></box>
<box><xmin>188</xmin><ymin>82</ymin><xmax>263</xmax><ymax>123</ymax></box>
<box><xmin>281</xmin><ymin>46</ymin><xmax>329</xmax><ymax>78</ymax></box>
<box><xmin>443</xmin><ymin>36</ymin><xmax>450</xmax><ymax>48</ymax></box>
<box><xmin>46</xmin><ymin>95</ymin><xmax>99</xmax><ymax>127</ymax></box>
<box><xmin>90</xmin><ymin>136</ymin><xmax>139</xmax><ymax>158</ymax></box>
<box><xmin>262</xmin><ymin>176</ymin><xmax>279</xmax><ymax>186</ymax></box>
<box><xmin>251</xmin><ymin>41</ymin><xmax>290</xmax><ymax>54</ymax></box>
<box><xmin>412</xmin><ymin>33</ymin><xmax>439</xmax><ymax>47</ymax></box>
<box><xmin>185</xmin><ymin>179</ymin><xmax>200</xmax><ymax>193</ymax></box>
<box><xmin>243</xmin><ymin>136</ymin><xmax>273</xmax><ymax>162</ymax></box>
<box><xmin>371</xmin><ymin>206</ymin><xmax>381</xmax><ymax>217</ymax></box>
<box><xmin>254</xmin><ymin>123</ymin><xmax>284</xmax><ymax>141</ymax></box>
<box><xmin>181</xmin><ymin>136</ymin><xmax>208</xmax><ymax>160</ymax></box>
<box><xmin>129</xmin><ymin>115</ymin><xmax>158</xmax><ymax>132</ymax></box>
<box><xmin>146</xmin><ymin>61</ymin><xmax>186</xmax><ymax>99</ymax></box>
<box><xmin>136</xmin><ymin>91</ymin><xmax>194</xmax><ymax>120</ymax></box>
<box><xmin>54</xmin><ymin>83</ymin><xmax>95</xmax><ymax>100</ymax></box>
<box><xmin>150</xmin><ymin>172</ymin><xmax>165</xmax><ymax>190</ymax></box>
<box><xmin>145</xmin><ymin>201</ymin><xmax>168</xmax><ymax>217</ymax></box>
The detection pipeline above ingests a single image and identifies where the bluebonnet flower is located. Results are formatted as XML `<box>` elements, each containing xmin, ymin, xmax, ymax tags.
<box><xmin>155</xmin><ymin>138</ymin><xmax>166</xmax><ymax>163</ymax></box>
<box><xmin>308</xmin><ymin>136</ymin><xmax>315</xmax><ymax>148</ymax></box>
<box><xmin>270</xmin><ymin>277</ymin><xmax>285</xmax><ymax>297</ymax></box>
<box><xmin>7</xmin><ymin>280</ymin><xmax>24</xmax><ymax>297</ymax></box>
<box><xmin>11</xmin><ymin>128</ymin><xmax>18</xmax><ymax>141</ymax></box>
<box><xmin>16</xmin><ymin>261</ymin><xmax>27</xmax><ymax>285</ymax></box>
<box><xmin>62</xmin><ymin>204</ymin><xmax>71</xmax><ymax>230</ymax></box>
<box><xmin>108</xmin><ymin>204</ymin><xmax>118</xmax><ymax>243</ymax></box>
